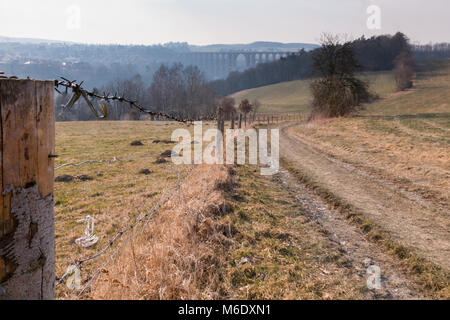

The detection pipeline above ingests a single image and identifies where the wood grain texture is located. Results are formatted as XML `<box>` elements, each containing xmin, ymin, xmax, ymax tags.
<box><xmin>36</xmin><ymin>81</ymin><xmax>55</xmax><ymax>198</ymax></box>
<box><xmin>0</xmin><ymin>79</ymin><xmax>55</xmax><ymax>299</ymax></box>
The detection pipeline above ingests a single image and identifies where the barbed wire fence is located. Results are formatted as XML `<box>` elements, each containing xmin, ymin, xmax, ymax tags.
<box><xmin>47</xmin><ymin>79</ymin><xmax>200</xmax><ymax>294</ymax></box>
<box><xmin>1</xmin><ymin>72</ymin><xmax>218</xmax><ymax>122</ymax></box>
<box><xmin>54</xmin><ymin>78</ymin><xmax>218</xmax><ymax>122</ymax></box>
<box><xmin>1</xmin><ymin>72</ymin><xmax>209</xmax><ymax>297</ymax></box>
<box><xmin>56</xmin><ymin>161</ymin><xmax>194</xmax><ymax>296</ymax></box>
<box><xmin>55</xmin><ymin>154</ymin><xmax>155</xmax><ymax>171</ymax></box>
<box><xmin>0</xmin><ymin>72</ymin><xmax>302</xmax><ymax>298</ymax></box>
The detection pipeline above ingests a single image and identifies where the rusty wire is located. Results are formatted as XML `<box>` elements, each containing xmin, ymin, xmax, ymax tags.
<box><xmin>1</xmin><ymin>73</ymin><xmax>218</xmax><ymax>122</ymax></box>
<box><xmin>55</xmin><ymin>154</ymin><xmax>156</xmax><ymax>171</ymax></box>
<box><xmin>1</xmin><ymin>72</ymin><xmax>209</xmax><ymax>294</ymax></box>
<box><xmin>54</xmin><ymin>78</ymin><xmax>218</xmax><ymax>123</ymax></box>
<box><xmin>75</xmin><ymin>162</ymin><xmax>189</xmax><ymax>297</ymax></box>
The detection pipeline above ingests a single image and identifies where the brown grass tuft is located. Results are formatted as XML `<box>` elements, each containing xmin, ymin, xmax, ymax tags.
<box><xmin>89</xmin><ymin>164</ymin><xmax>234</xmax><ymax>300</ymax></box>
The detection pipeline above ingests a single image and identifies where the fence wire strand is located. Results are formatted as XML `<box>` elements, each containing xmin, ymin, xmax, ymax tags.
<box><xmin>76</xmin><ymin>163</ymin><xmax>187</xmax><ymax>297</ymax></box>
<box><xmin>56</xmin><ymin>163</ymin><xmax>194</xmax><ymax>296</ymax></box>
<box><xmin>55</xmin><ymin>154</ymin><xmax>156</xmax><ymax>171</ymax></box>
<box><xmin>54</xmin><ymin>78</ymin><xmax>217</xmax><ymax>123</ymax></box>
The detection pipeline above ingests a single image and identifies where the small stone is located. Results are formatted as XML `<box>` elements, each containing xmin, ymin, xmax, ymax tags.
<box><xmin>55</xmin><ymin>174</ymin><xmax>74</xmax><ymax>182</ymax></box>
<box><xmin>130</xmin><ymin>140</ymin><xmax>144</xmax><ymax>146</ymax></box>
<box><xmin>77</xmin><ymin>175</ymin><xmax>94</xmax><ymax>182</ymax></box>
<box><xmin>240</xmin><ymin>257</ymin><xmax>249</xmax><ymax>264</ymax></box>
<box><xmin>154</xmin><ymin>157</ymin><xmax>168</xmax><ymax>164</ymax></box>
<box><xmin>139</xmin><ymin>169</ymin><xmax>152</xmax><ymax>175</ymax></box>
<box><xmin>160</xmin><ymin>150</ymin><xmax>176</xmax><ymax>158</ymax></box>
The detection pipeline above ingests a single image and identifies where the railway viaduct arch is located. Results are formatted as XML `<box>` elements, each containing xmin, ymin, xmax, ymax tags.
<box><xmin>175</xmin><ymin>51</ymin><xmax>294</xmax><ymax>79</ymax></box>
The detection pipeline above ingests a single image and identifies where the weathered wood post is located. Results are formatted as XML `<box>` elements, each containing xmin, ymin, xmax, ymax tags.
<box><xmin>217</xmin><ymin>107</ymin><xmax>225</xmax><ymax>134</ymax></box>
<box><xmin>0</xmin><ymin>79</ymin><xmax>55</xmax><ymax>300</ymax></box>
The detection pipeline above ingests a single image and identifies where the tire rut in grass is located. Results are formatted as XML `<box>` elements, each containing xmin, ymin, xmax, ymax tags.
<box><xmin>273</xmin><ymin>168</ymin><xmax>426</xmax><ymax>299</ymax></box>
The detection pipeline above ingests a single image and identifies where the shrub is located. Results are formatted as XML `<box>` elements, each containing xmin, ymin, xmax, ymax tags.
<box><xmin>310</xmin><ymin>34</ymin><xmax>372</xmax><ymax>119</ymax></box>
<box><xmin>310</xmin><ymin>76</ymin><xmax>371</xmax><ymax>118</ymax></box>
<box><xmin>394</xmin><ymin>51</ymin><xmax>415</xmax><ymax>91</ymax></box>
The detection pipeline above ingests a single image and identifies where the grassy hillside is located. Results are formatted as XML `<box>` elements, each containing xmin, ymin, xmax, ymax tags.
<box><xmin>231</xmin><ymin>72</ymin><xmax>396</xmax><ymax>114</ymax></box>
<box><xmin>284</xmin><ymin>58</ymin><xmax>450</xmax><ymax>233</ymax></box>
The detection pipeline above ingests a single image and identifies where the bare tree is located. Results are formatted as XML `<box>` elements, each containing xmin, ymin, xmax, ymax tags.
<box><xmin>310</xmin><ymin>34</ymin><xmax>371</xmax><ymax>118</ymax></box>
<box><xmin>251</xmin><ymin>99</ymin><xmax>261</xmax><ymax>123</ymax></box>
<box><xmin>239</xmin><ymin>99</ymin><xmax>253</xmax><ymax>127</ymax></box>
<box><xmin>220</xmin><ymin>97</ymin><xmax>236</xmax><ymax>128</ymax></box>
<box><xmin>394</xmin><ymin>51</ymin><xmax>414</xmax><ymax>91</ymax></box>
<box><xmin>150</xmin><ymin>64</ymin><xmax>171</xmax><ymax>113</ymax></box>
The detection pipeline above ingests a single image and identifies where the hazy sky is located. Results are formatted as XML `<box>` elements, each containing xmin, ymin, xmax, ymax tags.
<box><xmin>0</xmin><ymin>0</ymin><xmax>448</xmax><ymax>45</ymax></box>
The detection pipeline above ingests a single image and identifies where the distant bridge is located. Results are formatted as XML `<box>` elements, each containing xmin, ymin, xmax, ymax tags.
<box><xmin>174</xmin><ymin>51</ymin><xmax>296</xmax><ymax>79</ymax></box>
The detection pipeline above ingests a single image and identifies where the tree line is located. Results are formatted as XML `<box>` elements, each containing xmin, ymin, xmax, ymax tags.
<box><xmin>210</xmin><ymin>32</ymin><xmax>440</xmax><ymax>96</ymax></box>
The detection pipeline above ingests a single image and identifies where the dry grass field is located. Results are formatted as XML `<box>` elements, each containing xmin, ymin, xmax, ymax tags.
<box><xmin>231</xmin><ymin>72</ymin><xmax>396</xmax><ymax>114</ymax></box>
<box><xmin>54</xmin><ymin>121</ymin><xmax>206</xmax><ymax>298</ymax></box>
<box><xmin>288</xmin><ymin>60</ymin><xmax>449</xmax><ymax>214</ymax></box>
<box><xmin>54</xmin><ymin>60</ymin><xmax>449</xmax><ymax>300</ymax></box>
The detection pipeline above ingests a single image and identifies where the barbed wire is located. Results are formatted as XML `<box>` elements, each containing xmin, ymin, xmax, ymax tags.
<box><xmin>75</xmin><ymin>162</ymin><xmax>187</xmax><ymax>297</ymax></box>
<box><xmin>56</xmin><ymin>163</ymin><xmax>194</xmax><ymax>293</ymax></box>
<box><xmin>1</xmin><ymin>73</ymin><xmax>218</xmax><ymax>122</ymax></box>
<box><xmin>54</xmin><ymin>78</ymin><xmax>218</xmax><ymax>123</ymax></box>
<box><xmin>55</xmin><ymin>154</ymin><xmax>156</xmax><ymax>171</ymax></box>
<box><xmin>1</xmin><ymin>72</ymin><xmax>207</xmax><ymax>297</ymax></box>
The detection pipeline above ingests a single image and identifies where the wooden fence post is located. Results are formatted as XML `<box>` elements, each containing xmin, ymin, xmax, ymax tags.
<box><xmin>0</xmin><ymin>79</ymin><xmax>55</xmax><ymax>300</ymax></box>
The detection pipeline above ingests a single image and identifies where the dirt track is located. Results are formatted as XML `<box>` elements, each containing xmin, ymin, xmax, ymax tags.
<box><xmin>273</xmin><ymin>168</ymin><xmax>424</xmax><ymax>299</ymax></box>
<box><xmin>278</xmin><ymin>122</ymin><xmax>450</xmax><ymax>271</ymax></box>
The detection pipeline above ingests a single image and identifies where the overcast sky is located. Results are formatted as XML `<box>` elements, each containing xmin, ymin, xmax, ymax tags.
<box><xmin>0</xmin><ymin>0</ymin><xmax>448</xmax><ymax>45</ymax></box>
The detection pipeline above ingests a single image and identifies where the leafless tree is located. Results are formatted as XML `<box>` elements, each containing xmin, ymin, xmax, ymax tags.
<box><xmin>394</xmin><ymin>51</ymin><xmax>414</xmax><ymax>91</ymax></box>
<box><xmin>251</xmin><ymin>99</ymin><xmax>261</xmax><ymax>123</ymax></box>
<box><xmin>220</xmin><ymin>97</ymin><xmax>236</xmax><ymax>128</ymax></box>
<box><xmin>239</xmin><ymin>99</ymin><xmax>253</xmax><ymax>127</ymax></box>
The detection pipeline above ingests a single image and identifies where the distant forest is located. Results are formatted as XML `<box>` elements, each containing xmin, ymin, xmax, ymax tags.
<box><xmin>0</xmin><ymin>40</ymin><xmax>315</xmax><ymax>88</ymax></box>
<box><xmin>210</xmin><ymin>33</ymin><xmax>450</xmax><ymax>96</ymax></box>
<box><xmin>4</xmin><ymin>33</ymin><xmax>448</xmax><ymax>121</ymax></box>
<box><xmin>0</xmin><ymin>42</ymin><xmax>178</xmax><ymax>88</ymax></box>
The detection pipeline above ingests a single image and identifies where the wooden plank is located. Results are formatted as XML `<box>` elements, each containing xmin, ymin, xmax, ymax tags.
<box><xmin>0</xmin><ymin>193</ymin><xmax>11</xmax><ymax>239</ymax></box>
<box><xmin>0</xmin><ymin>80</ymin><xmax>14</xmax><ymax>239</ymax></box>
<box><xmin>0</xmin><ymin>80</ymin><xmax>37</xmax><ymax>189</ymax></box>
<box><xmin>36</xmin><ymin>81</ymin><xmax>54</xmax><ymax>198</ymax></box>
<box><xmin>0</xmin><ymin>79</ymin><xmax>55</xmax><ymax>299</ymax></box>
<box><xmin>19</xmin><ymin>80</ymin><xmax>38</xmax><ymax>188</ymax></box>
<box><xmin>0</xmin><ymin>80</ymin><xmax>3</xmax><ymax>238</ymax></box>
